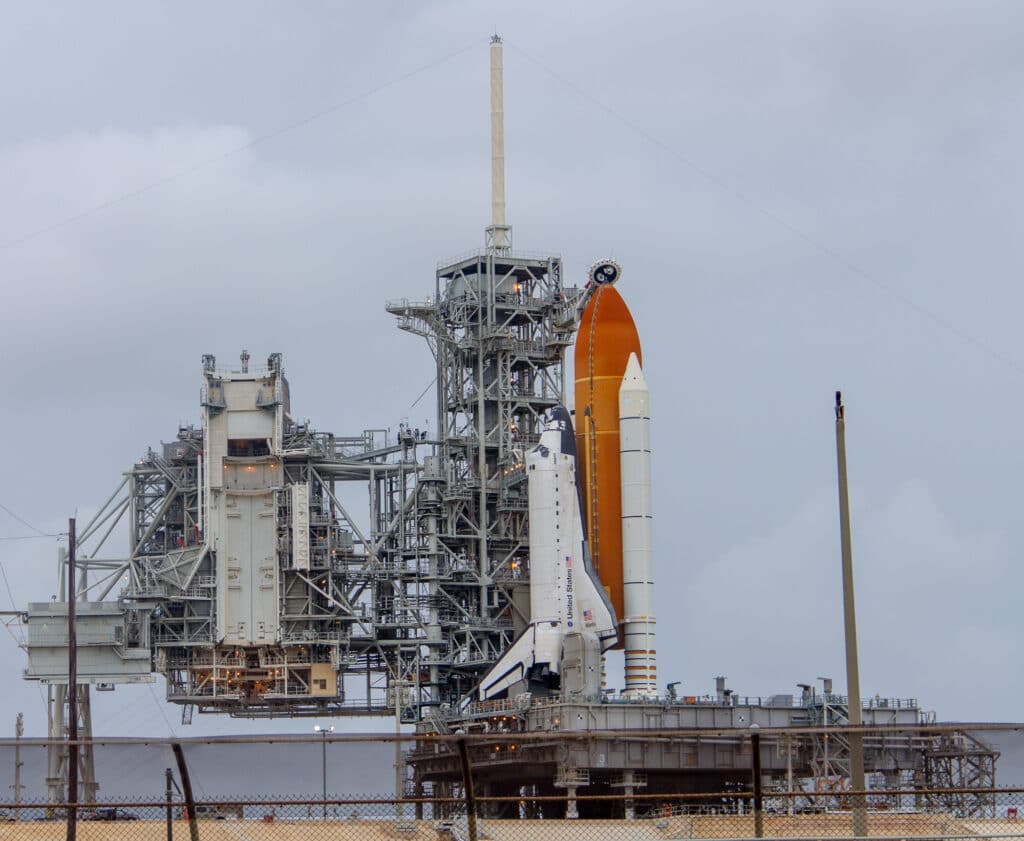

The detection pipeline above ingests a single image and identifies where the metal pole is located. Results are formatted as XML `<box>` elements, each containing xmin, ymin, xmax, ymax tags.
<box><xmin>477</xmin><ymin>305</ymin><xmax>488</xmax><ymax>618</ymax></box>
<box><xmin>786</xmin><ymin>735</ymin><xmax>794</xmax><ymax>816</ymax></box>
<box><xmin>165</xmin><ymin>768</ymin><xmax>173</xmax><ymax>841</ymax></box>
<box><xmin>171</xmin><ymin>743</ymin><xmax>200</xmax><ymax>841</ymax></box>
<box><xmin>751</xmin><ymin>728</ymin><xmax>764</xmax><ymax>838</ymax></box>
<box><xmin>395</xmin><ymin>680</ymin><xmax>403</xmax><ymax>822</ymax></box>
<box><xmin>414</xmin><ymin>779</ymin><xmax>424</xmax><ymax>821</ymax></box>
<box><xmin>456</xmin><ymin>738</ymin><xmax>478</xmax><ymax>841</ymax></box>
<box><xmin>66</xmin><ymin>518</ymin><xmax>77</xmax><ymax>841</ymax></box>
<box><xmin>321</xmin><ymin>732</ymin><xmax>327</xmax><ymax>820</ymax></box>
<box><xmin>13</xmin><ymin>712</ymin><xmax>23</xmax><ymax>821</ymax></box>
<box><xmin>46</xmin><ymin>683</ymin><xmax>63</xmax><ymax>810</ymax></box>
<box><xmin>835</xmin><ymin>392</ymin><xmax>868</xmax><ymax>837</ymax></box>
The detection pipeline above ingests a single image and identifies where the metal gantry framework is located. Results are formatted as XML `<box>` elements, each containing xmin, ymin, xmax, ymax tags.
<box><xmin>409</xmin><ymin>692</ymin><xmax>1003</xmax><ymax>821</ymax></box>
<box><xmin>920</xmin><ymin>731</ymin><xmax>999</xmax><ymax>817</ymax></box>
<box><xmin>24</xmin><ymin>355</ymin><xmax>440</xmax><ymax>722</ymax></box>
<box><xmin>802</xmin><ymin>691</ymin><xmax>921</xmax><ymax>803</ymax></box>
<box><xmin>386</xmin><ymin>247</ymin><xmax>582</xmax><ymax>712</ymax></box>
<box><xmin>131</xmin><ymin>356</ymin><xmax>449</xmax><ymax>719</ymax></box>
<box><xmin>27</xmin><ymin>243</ymin><xmax>587</xmax><ymax>724</ymax></box>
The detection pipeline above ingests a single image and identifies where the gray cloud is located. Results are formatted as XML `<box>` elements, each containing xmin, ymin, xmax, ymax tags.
<box><xmin>1</xmin><ymin>1</ymin><xmax>1022</xmax><ymax>739</ymax></box>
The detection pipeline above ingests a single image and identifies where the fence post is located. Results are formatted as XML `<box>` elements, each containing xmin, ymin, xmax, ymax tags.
<box><xmin>171</xmin><ymin>744</ymin><xmax>200</xmax><ymax>841</ymax></box>
<box><xmin>751</xmin><ymin>728</ymin><xmax>764</xmax><ymax>838</ymax></box>
<box><xmin>414</xmin><ymin>779</ymin><xmax>424</xmax><ymax>820</ymax></box>
<box><xmin>456</xmin><ymin>738</ymin><xmax>478</xmax><ymax>841</ymax></box>
<box><xmin>165</xmin><ymin>768</ymin><xmax>174</xmax><ymax>841</ymax></box>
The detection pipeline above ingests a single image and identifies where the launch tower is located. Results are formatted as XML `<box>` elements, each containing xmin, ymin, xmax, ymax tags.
<box><xmin>386</xmin><ymin>35</ymin><xmax>583</xmax><ymax>708</ymax></box>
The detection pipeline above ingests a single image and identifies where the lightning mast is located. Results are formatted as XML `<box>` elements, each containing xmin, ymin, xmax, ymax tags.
<box><xmin>487</xmin><ymin>35</ymin><xmax>511</xmax><ymax>251</ymax></box>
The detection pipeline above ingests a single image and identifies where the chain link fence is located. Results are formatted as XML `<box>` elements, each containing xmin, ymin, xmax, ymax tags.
<box><xmin>8</xmin><ymin>796</ymin><xmax>1024</xmax><ymax>841</ymax></box>
<box><xmin>0</xmin><ymin>727</ymin><xmax>1020</xmax><ymax>840</ymax></box>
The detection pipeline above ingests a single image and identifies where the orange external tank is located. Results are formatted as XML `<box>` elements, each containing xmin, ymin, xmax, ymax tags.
<box><xmin>574</xmin><ymin>277</ymin><xmax>642</xmax><ymax>647</ymax></box>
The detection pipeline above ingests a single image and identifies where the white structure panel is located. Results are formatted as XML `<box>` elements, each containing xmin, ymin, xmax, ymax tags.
<box><xmin>227</xmin><ymin>410</ymin><xmax>273</xmax><ymax>439</ymax></box>
<box><xmin>24</xmin><ymin>602</ymin><xmax>153</xmax><ymax>684</ymax></box>
<box><xmin>215</xmin><ymin>492</ymin><xmax>278</xmax><ymax>645</ymax></box>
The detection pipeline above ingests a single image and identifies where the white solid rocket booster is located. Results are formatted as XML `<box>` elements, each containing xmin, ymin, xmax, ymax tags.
<box><xmin>619</xmin><ymin>352</ymin><xmax>657</xmax><ymax>695</ymax></box>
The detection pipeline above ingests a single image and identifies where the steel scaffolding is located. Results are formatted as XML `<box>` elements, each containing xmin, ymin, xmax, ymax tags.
<box><xmin>26</xmin><ymin>251</ymin><xmax>585</xmax><ymax>722</ymax></box>
<box><xmin>386</xmin><ymin>246</ymin><xmax>582</xmax><ymax>711</ymax></box>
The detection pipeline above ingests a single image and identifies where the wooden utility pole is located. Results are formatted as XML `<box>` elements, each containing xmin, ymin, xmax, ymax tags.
<box><xmin>835</xmin><ymin>393</ymin><xmax>867</xmax><ymax>837</ymax></box>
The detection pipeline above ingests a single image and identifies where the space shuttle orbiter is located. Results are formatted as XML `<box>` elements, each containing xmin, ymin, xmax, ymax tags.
<box><xmin>478</xmin><ymin>407</ymin><xmax>618</xmax><ymax>701</ymax></box>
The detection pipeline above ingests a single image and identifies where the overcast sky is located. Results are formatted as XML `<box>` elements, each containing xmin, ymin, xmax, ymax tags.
<box><xmin>1</xmin><ymin>1</ymin><xmax>1023</xmax><ymax>741</ymax></box>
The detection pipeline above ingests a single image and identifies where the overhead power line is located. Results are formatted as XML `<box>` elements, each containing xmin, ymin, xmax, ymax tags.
<box><xmin>0</xmin><ymin>38</ymin><xmax>484</xmax><ymax>253</ymax></box>
<box><xmin>506</xmin><ymin>41</ymin><xmax>1024</xmax><ymax>378</ymax></box>
<box><xmin>409</xmin><ymin>377</ymin><xmax>437</xmax><ymax>411</ymax></box>
<box><xmin>0</xmin><ymin>502</ymin><xmax>49</xmax><ymax>536</ymax></box>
